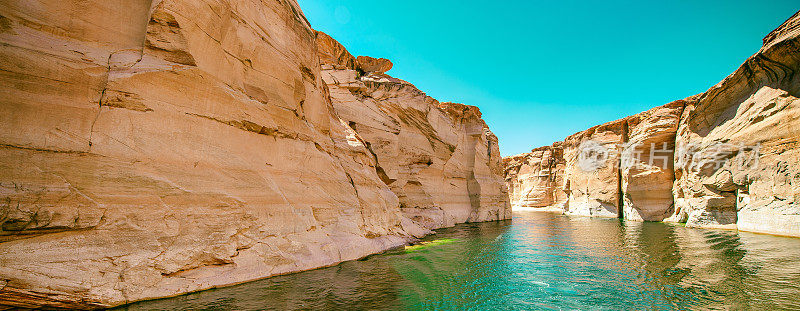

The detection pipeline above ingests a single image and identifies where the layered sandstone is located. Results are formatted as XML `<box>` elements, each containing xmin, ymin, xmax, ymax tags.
<box><xmin>673</xmin><ymin>12</ymin><xmax>800</xmax><ymax>233</ymax></box>
<box><xmin>503</xmin><ymin>145</ymin><xmax>566</xmax><ymax>211</ymax></box>
<box><xmin>506</xmin><ymin>100</ymin><xmax>685</xmax><ymax>220</ymax></box>
<box><xmin>622</xmin><ymin>99</ymin><xmax>688</xmax><ymax>221</ymax></box>
<box><xmin>317</xmin><ymin>33</ymin><xmax>510</xmax><ymax>233</ymax></box>
<box><xmin>505</xmin><ymin>11</ymin><xmax>800</xmax><ymax>236</ymax></box>
<box><xmin>0</xmin><ymin>0</ymin><xmax>508</xmax><ymax>309</ymax></box>
<box><xmin>560</xmin><ymin>117</ymin><xmax>629</xmax><ymax>218</ymax></box>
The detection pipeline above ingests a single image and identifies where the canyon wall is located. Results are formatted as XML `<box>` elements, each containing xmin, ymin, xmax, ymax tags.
<box><xmin>0</xmin><ymin>0</ymin><xmax>508</xmax><ymax>309</ymax></box>
<box><xmin>316</xmin><ymin>33</ymin><xmax>510</xmax><ymax>234</ymax></box>
<box><xmin>503</xmin><ymin>145</ymin><xmax>567</xmax><ymax>212</ymax></box>
<box><xmin>505</xmin><ymin>11</ymin><xmax>800</xmax><ymax>237</ymax></box>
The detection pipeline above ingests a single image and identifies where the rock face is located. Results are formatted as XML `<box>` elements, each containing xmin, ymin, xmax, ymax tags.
<box><xmin>355</xmin><ymin>56</ymin><xmax>393</xmax><ymax>74</ymax></box>
<box><xmin>317</xmin><ymin>33</ymin><xmax>510</xmax><ymax>234</ymax></box>
<box><xmin>503</xmin><ymin>145</ymin><xmax>566</xmax><ymax>211</ymax></box>
<box><xmin>622</xmin><ymin>100</ymin><xmax>688</xmax><ymax>221</ymax></box>
<box><xmin>505</xmin><ymin>11</ymin><xmax>800</xmax><ymax>237</ymax></box>
<box><xmin>561</xmin><ymin>117</ymin><xmax>629</xmax><ymax>218</ymax></box>
<box><xmin>0</xmin><ymin>0</ymin><xmax>508</xmax><ymax>309</ymax></box>
<box><xmin>505</xmin><ymin>100</ymin><xmax>685</xmax><ymax>220</ymax></box>
<box><xmin>674</xmin><ymin>12</ymin><xmax>800</xmax><ymax>233</ymax></box>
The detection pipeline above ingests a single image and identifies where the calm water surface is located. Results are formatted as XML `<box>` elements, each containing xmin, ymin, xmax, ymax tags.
<box><xmin>119</xmin><ymin>212</ymin><xmax>800</xmax><ymax>310</ymax></box>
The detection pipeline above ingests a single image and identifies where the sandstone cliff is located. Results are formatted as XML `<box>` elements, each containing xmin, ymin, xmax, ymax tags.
<box><xmin>503</xmin><ymin>145</ymin><xmax>567</xmax><ymax>212</ymax></box>
<box><xmin>505</xmin><ymin>11</ymin><xmax>800</xmax><ymax>237</ymax></box>
<box><xmin>0</xmin><ymin>0</ymin><xmax>508</xmax><ymax>309</ymax></box>
<box><xmin>317</xmin><ymin>34</ymin><xmax>510</xmax><ymax>234</ymax></box>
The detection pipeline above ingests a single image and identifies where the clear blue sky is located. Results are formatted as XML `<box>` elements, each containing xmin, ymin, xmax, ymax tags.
<box><xmin>297</xmin><ymin>0</ymin><xmax>799</xmax><ymax>156</ymax></box>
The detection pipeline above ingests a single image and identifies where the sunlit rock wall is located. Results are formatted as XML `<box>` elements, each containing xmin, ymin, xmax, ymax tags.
<box><xmin>0</xmin><ymin>0</ymin><xmax>509</xmax><ymax>309</ymax></box>
<box><xmin>560</xmin><ymin>119</ymin><xmax>628</xmax><ymax>218</ymax></box>
<box><xmin>503</xmin><ymin>145</ymin><xmax>566</xmax><ymax>211</ymax></box>
<box><xmin>505</xmin><ymin>11</ymin><xmax>800</xmax><ymax>237</ymax></box>
<box><xmin>623</xmin><ymin>99</ymin><xmax>687</xmax><ymax>221</ymax></box>
<box><xmin>317</xmin><ymin>33</ymin><xmax>511</xmax><ymax>233</ymax></box>
<box><xmin>673</xmin><ymin>12</ymin><xmax>800</xmax><ymax>234</ymax></box>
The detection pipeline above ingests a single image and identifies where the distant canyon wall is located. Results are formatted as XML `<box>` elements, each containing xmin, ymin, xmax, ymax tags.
<box><xmin>0</xmin><ymin>0</ymin><xmax>509</xmax><ymax>309</ymax></box>
<box><xmin>505</xmin><ymin>11</ymin><xmax>800</xmax><ymax>237</ymax></box>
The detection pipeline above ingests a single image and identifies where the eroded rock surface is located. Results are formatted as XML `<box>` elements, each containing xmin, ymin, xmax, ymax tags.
<box><xmin>0</xmin><ymin>0</ymin><xmax>508</xmax><ymax>309</ymax></box>
<box><xmin>317</xmin><ymin>33</ymin><xmax>510</xmax><ymax>232</ymax></box>
<box><xmin>623</xmin><ymin>99</ymin><xmax>687</xmax><ymax>221</ymax></box>
<box><xmin>674</xmin><ymin>12</ymin><xmax>800</xmax><ymax>233</ymax></box>
<box><xmin>505</xmin><ymin>11</ymin><xmax>800</xmax><ymax>236</ymax></box>
<box><xmin>356</xmin><ymin>56</ymin><xmax>393</xmax><ymax>73</ymax></box>
<box><xmin>503</xmin><ymin>145</ymin><xmax>566</xmax><ymax>211</ymax></box>
<box><xmin>560</xmin><ymin>118</ymin><xmax>628</xmax><ymax>218</ymax></box>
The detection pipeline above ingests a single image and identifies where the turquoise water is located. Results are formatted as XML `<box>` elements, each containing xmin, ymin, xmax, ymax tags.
<box><xmin>119</xmin><ymin>212</ymin><xmax>800</xmax><ymax>310</ymax></box>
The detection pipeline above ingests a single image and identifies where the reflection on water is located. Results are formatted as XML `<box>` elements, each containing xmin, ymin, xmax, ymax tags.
<box><xmin>118</xmin><ymin>212</ymin><xmax>800</xmax><ymax>310</ymax></box>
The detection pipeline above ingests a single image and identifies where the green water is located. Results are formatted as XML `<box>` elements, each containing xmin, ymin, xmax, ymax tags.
<box><xmin>119</xmin><ymin>212</ymin><xmax>800</xmax><ymax>310</ymax></box>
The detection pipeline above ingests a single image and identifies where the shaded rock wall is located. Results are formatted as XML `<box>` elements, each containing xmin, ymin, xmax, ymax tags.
<box><xmin>505</xmin><ymin>11</ymin><xmax>800</xmax><ymax>237</ymax></box>
<box><xmin>0</xmin><ymin>0</ymin><xmax>508</xmax><ymax>309</ymax></box>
